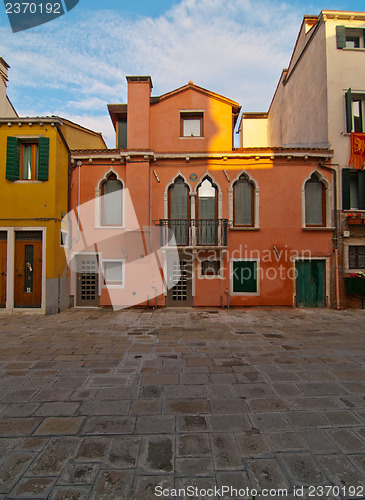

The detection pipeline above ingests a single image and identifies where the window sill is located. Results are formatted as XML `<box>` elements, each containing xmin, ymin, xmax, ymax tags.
<box><xmin>13</xmin><ymin>180</ymin><xmax>43</xmax><ymax>184</ymax></box>
<box><xmin>341</xmin><ymin>47</ymin><xmax>365</xmax><ymax>52</ymax></box>
<box><xmin>179</xmin><ymin>136</ymin><xmax>204</xmax><ymax>139</ymax></box>
<box><xmin>302</xmin><ymin>227</ymin><xmax>335</xmax><ymax>231</ymax></box>
<box><xmin>229</xmin><ymin>226</ymin><xmax>260</xmax><ymax>231</ymax></box>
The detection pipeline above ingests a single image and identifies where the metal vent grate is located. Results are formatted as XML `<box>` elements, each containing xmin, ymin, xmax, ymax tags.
<box><xmin>16</xmin><ymin>231</ymin><xmax>42</xmax><ymax>241</ymax></box>
<box><xmin>80</xmin><ymin>259</ymin><xmax>98</xmax><ymax>301</ymax></box>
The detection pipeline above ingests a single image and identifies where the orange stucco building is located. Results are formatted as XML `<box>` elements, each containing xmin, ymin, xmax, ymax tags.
<box><xmin>69</xmin><ymin>77</ymin><xmax>335</xmax><ymax>309</ymax></box>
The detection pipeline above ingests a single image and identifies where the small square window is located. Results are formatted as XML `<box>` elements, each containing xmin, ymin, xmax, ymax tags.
<box><xmin>231</xmin><ymin>259</ymin><xmax>258</xmax><ymax>294</ymax></box>
<box><xmin>180</xmin><ymin>112</ymin><xmax>203</xmax><ymax>137</ymax></box>
<box><xmin>103</xmin><ymin>261</ymin><xmax>124</xmax><ymax>286</ymax></box>
<box><xmin>349</xmin><ymin>246</ymin><xmax>365</xmax><ymax>269</ymax></box>
<box><xmin>201</xmin><ymin>260</ymin><xmax>220</xmax><ymax>276</ymax></box>
<box><xmin>346</xmin><ymin>29</ymin><xmax>364</xmax><ymax>48</ymax></box>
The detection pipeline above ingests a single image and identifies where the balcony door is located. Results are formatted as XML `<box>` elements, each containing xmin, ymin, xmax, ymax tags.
<box><xmin>166</xmin><ymin>252</ymin><xmax>193</xmax><ymax>307</ymax></box>
<box><xmin>197</xmin><ymin>178</ymin><xmax>218</xmax><ymax>245</ymax></box>
<box><xmin>168</xmin><ymin>177</ymin><xmax>190</xmax><ymax>245</ymax></box>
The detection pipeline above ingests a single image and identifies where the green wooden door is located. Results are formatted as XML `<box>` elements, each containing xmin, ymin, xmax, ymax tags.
<box><xmin>296</xmin><ymin>260</ymin><xmax>325</xmax><ymax>307</ymax></box>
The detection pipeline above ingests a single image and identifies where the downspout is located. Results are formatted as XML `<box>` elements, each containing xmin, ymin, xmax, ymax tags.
<box><xmin>319</xmin><ymin>162</ymin><xmax>340</xmax><ymax>309</ymax></box>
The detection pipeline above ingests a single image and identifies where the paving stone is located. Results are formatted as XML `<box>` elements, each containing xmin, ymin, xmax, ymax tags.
<box><xmin>106</xmin><ymin>436</ymin><xmax>141</xmax><ymax>467</ymax></box>
<box><xmin>288</xmin><ymin>397</ymin><xmax>342</xmax><ymax>410</ymax></box>
<box><xmin>31</xmin><ymin>388</ymin><xmax>73</xmax><ymax>402</ymax></box>
<box><xmin>138</xmin><ymin>436</ymin><xmax>174</xmax><ymax>473</ymax></box>
<box><xmin>34</xmin><ymin>417</ymin><xmax>85</xmax><ymax>436</ymax></box>
<box><xmin>164</xmin><ymin>385</ymin><xmax>209</xmax><ymax>399</ymax></box>
<box><xmin>176</xmin><ymin>415</ymin><xmax>208</xmax><ymax>432</ymax></box>
<box><xmin>96</xmin><ymin>386</ymin><xmax>139</xmax><ymax>400</ymax></box>
<box><xmin>130</xmin><ymin>400</ymin><xmax>161</xmax><ymax>415</ymax></box>
<box><xmin>321</xmin><ymin>409</ymin><xmax>361</xmax><ymax>426</ymax></box>
<box><xmin>164</xmin><ymin>399</ymin><xmax>210</xmax><ymax>414</ymax></box>
<box><xmin>175</xmin><ymin>477</ymin><xmax>218</xmax><ymax>500</ymax></box>
<box><xmin>233</xmin><ymin>383</ymin><xmax>274</xmax><ymax>398</ymax></box>
<box><xmin>278</xmin><ymin>452</ymin><xmax>328</xmax><ymax>486</ymax></box>
<box><xmin>236</xmin><ymin>429</ymin><xmax>272</xmax><ymax>456</ymax></box>
<box><xmin>266</xmin><ymin>431</ymin><xmax>306</xmax><ymax>452</ymax></box>
<box><xmin>209</xmin><ymin>398</ymin><xmax>249</xmax><ymax>414</ymax></box>
<box><xmin>0</xmin><ymin>452</ymin><xmax>35</xmax><ymax>493</ymax></box>
<box><xmin>1</xmin><ymin>403</ymin><xmax>39</xmax><ymax>418</ymax></box>
<box><xmin>178</xmin><ymin>433</ymin><xmax>211</xmax><ymax>457</ymax></box>
<box><xmin>249</xmin><ymin>412</ymin><xmax>292</xmax><ymax>432</ymax></box>
<box><xmin>81</xmin><ymin>417</ymin><xmax>135</xmax><ymax>435</ymax></box>
<box><xmin>35</xmin><ymin>402</ymin><xmax>80</xmax><ymax>417</ymax></box>
<box><xmin>58</xmin><ymin>463</ymin><xmax>99</xmax><ymax>485</ymax></box>
<box><xmin>208</xmin><ymin>384</ymin><xmax>235</xmax><ymax>399</ymax></box>
<box><xmin>296</xmin><ymin>429</ymin><xmax>339</xmax><ymax>452</ymax></box>
<box><xmin>317</xmin><ymin>454</ymin><xmax>365</xmax><ymax>487</ymax></box>
<box><xmin>29</xmin><ymin>437</ymin><xmax>79</xmax><ymax>476</ymax></box>
<box><xmin>247</xmin><ymin>398</ymin><xmax>288</xmax><ymax>412</ymax></box>
<box><xmin>0</xmin><ymin>418</ymin><xmax>41</xmax><ymax>437</ymax></box>
<box><xmin>131</xmin><ymin>476</ymin><xmax>174</xmax><ymax>500</ymax></box>
<box><xmin>138</xmin><ymin>386</ymin><xmax>162</xmax><ymax>399</ymax></box>
<box><xmin>16</xmin><ymin>437</ymin><xmax>48</xmax><ymax>451</ymax></box>
<box><xmin>75</xmin><ymin>437</ymin><xmax>109</xmax><ymax>461</ymax></box>
<box><xmin>69</xmin><ymin>388</ymin><xmax>98</xmax><ymax>401</ymax></box>
<box><xmin>136</xmin><ymin>415</ymin><xmax>174</xmax><ymax>434</ymax></box>
<box><xmin>211</xmin><ymin>434</ymin><xmax>242</xmax><ymax>470</ymax></box>
<box><xmin>2</xmin><ymin>390</ymin><xmax>38</xmax><ymax>403</ymax></box>
<box><xmin>50</xmin><ymin>486</ymin><xmax>91</xmax><ymax>500</ymax></box>
<box><xmin>91</xmin><ymin>470</ymin><xmax>134</xmax><ymax>500</ymax></box>
<box><xmin>8</xmin><ymin>476</ymin><xmax>55</xmax><ymax>498</ymax></box>
<box><xmin>78</xmin><ymin>400</ymin><xmax>130</xmax><ymax>416</ymax></box>
<box><xmin>208</xmin><ymin>414</ymin><xmax>251</xmax><ymax>432</ymax></box>
<box><xmin>248</xmin><ymin>458</ymin><xmax>290</xmax><ymax>490</ymax></box>
<box><xmin>180</xmin><ymin>373</ymin><xmax>210</xmax><ymax>385</ymax></box>
<box><xmin>216</xmin><ymin>471</ymin><xmax>251</xmax><ymax>499</ymax></box>
<box><xmin>284</xmin><ymin>411</ymin><xmax>330</xmax><ymax>429</ymax></box>
<box><xmin>296</xmin><ymin>383</ymin><xmax>346</xmax><ymax>396</ymax></box>
<box><xmin>0</xmin><ymin>437</ymin><xmax>18</xmax><ymax>451</ymax></box>
<box><xmin>325</xmin><ymin>428</ymin><xmax>365</xmax><ymax>453</ymax></box>
<box><xmin>142</xmin><ymin>374</ymin><xmax>179</xmax><ymax>385</ymax></box>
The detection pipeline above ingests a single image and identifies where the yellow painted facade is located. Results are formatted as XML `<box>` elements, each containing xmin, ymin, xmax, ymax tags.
<box><xmin>0</xmin><ymin>117</ymin><xmax>106</xmax><ymax>314</ymax></box>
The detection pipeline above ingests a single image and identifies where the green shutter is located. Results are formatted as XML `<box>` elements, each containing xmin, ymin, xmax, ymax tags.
<box><xmin>336</xmin><ymin>25</ymin><xmax>346</xmax><ymax>49</ymax></box>
<box><xmin>37</xmin><ymin>137</ymin><xmax>49</xmax><ymax>181</ymax></box>
<box><xmin>358</xmin><ymin>170</ymin><xmax>365</xmax><ymax>210</ymax></box>
<box><xmin>342</xmin><ymin>168</ymin><xmax>351</xmax><ymax>210</ymax></box>
<box><xmin>233</xmin><ymin>261</ymin><xmax>257</xmax><ymax>293</ymax></box>
<box><xmin>345</xmin><ymin>88</ymin><xmax>352</xmax><ymax>133</ymax></box>
<box><xmin>6</xmin><ymin>136</ymin><xmax>20</xmax><ymax>180</ymax></box>
<box><xmin>118</xmin><ymin>120</ymin><xmax>127</xmax><ymax>149</ymax></box>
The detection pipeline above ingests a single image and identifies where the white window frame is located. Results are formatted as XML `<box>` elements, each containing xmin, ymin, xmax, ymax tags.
<box><xmin>344</xmin><ymin>239</ymin><xmax>365</xmax><ymax>273</ymax></box>
<box><xmin>230</xmin><ymin>258</ymin><xmax>260</xmax><ymax>296</ymax></box>
<box><xmin>95</xmin><ymin>169</ymin><xmax>125</xmax><ymax>229</ymax></box>
<box><xmin>102</xmin><ymin>259</ymin><xmax>125</xmax><ymax>289</ymax></box>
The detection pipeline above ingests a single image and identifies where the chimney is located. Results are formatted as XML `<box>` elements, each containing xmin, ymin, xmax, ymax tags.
<box><xmin>0</xmin><ymin>57</ymin><xmax>17</xmax><ymax>117</ymax></box>
<box><xmin>126</xmin><ymin>76</ymin><xmax>152</xmax><ymax>150</ymax></box>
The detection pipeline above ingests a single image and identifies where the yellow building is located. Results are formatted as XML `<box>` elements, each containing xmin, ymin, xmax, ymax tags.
<box><xmin>0</xmin><ymin>117</ymin><xmax>106</xmax><ymax>314</ymax></box>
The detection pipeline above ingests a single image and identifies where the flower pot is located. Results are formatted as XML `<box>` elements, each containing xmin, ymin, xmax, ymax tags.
<box><xmin>345</xmin><ymin>277</ymin><xmax>365</xmax><ymax>295</ymax></box>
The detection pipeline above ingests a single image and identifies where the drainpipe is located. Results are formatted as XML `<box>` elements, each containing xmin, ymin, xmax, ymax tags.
<box><xmin>319</xmin><ymin>162</ymin><xmax>340</xmax><ymax>309</ymax></box>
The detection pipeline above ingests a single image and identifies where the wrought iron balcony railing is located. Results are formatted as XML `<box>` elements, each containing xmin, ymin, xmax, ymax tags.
<box><xmin>156</xmin><ymin>219</ymin><xmax>228</xmax><ymax>247</ymax></box>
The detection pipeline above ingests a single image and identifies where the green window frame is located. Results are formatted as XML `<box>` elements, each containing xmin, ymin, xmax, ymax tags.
<box><xmin>342</xmin><ymin>168</ymin><xmax>365</xmax><ymax>210</ymax></box>
<box><xmin>5</xmin><ymin>136</ymin><xmax>49</xmax><ymax>181</ymax></box>
<box><xmin>336</xmin><ymin>26</ymin><xmax>365</xmax><ymax>49</ymax></box>
<box><xmin>231</xmin><ymin>259</ymin><xmax>259</xmax><ymax>294</ymax></box>
<box><xmin>345</xmin><ymin>89</ymin><xmax>365</xmax><ymax>134</ymax></box>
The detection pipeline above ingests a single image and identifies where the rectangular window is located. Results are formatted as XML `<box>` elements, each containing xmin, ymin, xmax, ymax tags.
<box><xmin>6</xmin><ymin>136</ymin><xmax>49</xmax><ymax>181</ymax></box>
<box><xmin>201</xmin><ymin>260</ymin><xmax>220</xmax><ymax>276</ymax></box>
<box><xmin>345</xmin><ymin>89</ymin><xmax>365</xmax><ymax>133</ymax></box>
<box><xmin>343</xmin><ymin>169</ymin><xmax>365</xmax><ymax>210</ymax></box>
<box><xmin>103</xmin><ymin>260</ymin><xmax>124</xmax><ymax>287</ymax></box>
<box><xmin>231</xmin><ymin>259</ymin><xmax>258</xmax><ymax>294</ymax></box>
<box><xmin>349</xmin><ymin>246</ymin><xmax>365</xmax><ymax>269</ymax></box>
<box><xmin>180</xmin><ymin>112</ymin><xmax>203</xmax><ymax>137</ymax></box>
<box><xmin>337</xmin><ymin>26</ymin><xmax>365</xmax><ymax>49</ymax></box>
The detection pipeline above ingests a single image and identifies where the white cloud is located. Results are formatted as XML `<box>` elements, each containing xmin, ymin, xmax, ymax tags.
<box><xmin>0</xmin><ymin>0</ymin><xmax>306</xmax><ymax>142</ymax></box>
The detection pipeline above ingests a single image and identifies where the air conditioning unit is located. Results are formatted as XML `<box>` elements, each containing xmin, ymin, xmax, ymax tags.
<box><xmin>343</xmin><ymin>230</ymin><xmax>350</xmax><ymax>238</ymax></box>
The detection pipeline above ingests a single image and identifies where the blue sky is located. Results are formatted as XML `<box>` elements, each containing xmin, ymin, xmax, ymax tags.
<box><xmin>0</xmin><ymin>0</ymin><xmax>364</xmax><ymax>146</ymax></box>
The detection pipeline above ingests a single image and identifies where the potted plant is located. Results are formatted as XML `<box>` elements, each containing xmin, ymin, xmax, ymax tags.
<box><xmin>346</xmin><ymin>213</ymin><xmax>365</xmax><ymax>225</ymax></box>
<box><xmin>345</xmin><ymin>272</ymin><xmax>365</xmax><ymax>294</ymax></box>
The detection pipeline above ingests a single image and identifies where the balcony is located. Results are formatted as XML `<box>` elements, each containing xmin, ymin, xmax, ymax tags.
<box><xmin>156</xmin><ymin>219</ymin><xmax>228</xmax><ymax>247</ymax></box>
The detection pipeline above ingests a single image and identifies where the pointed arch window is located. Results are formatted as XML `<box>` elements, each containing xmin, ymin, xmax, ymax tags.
<box><xmin>168</xmin><ymin>176</ymin><xmax>190</xmax><ymax>245</ymax></box>
<box><xmin>197</xmin><ymin>178</ymin><xmax>218</xmax><ymax>245</ymax></box>
<box><xmin>101</xmin><ymin>173</ymin><xmax>123</xmax><ymax>226</ymax></box>
<box><xmin>305</xmin><ymin>173</ymin><xmax>326</xmax><ymax>227</ymax></box>
<box><xmin>233</xmin><ymin>174</ymin><xmax>254</xmax><ymax>227</ymax></box>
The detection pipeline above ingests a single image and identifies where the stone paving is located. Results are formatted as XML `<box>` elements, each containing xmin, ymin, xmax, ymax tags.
<box><xmin>0</xmin><ymin>307</ymin><xmax>364</xmax><ymax>500</ymax></box>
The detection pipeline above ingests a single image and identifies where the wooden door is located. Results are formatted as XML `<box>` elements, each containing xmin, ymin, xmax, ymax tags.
<box><xmin>14</xmin><ymin>232</ymin><xmax>42</xmax><ymax>308</ymax></box>
<box><xmin>75</xmin><ymin>255</ymin><xmax>100</xmax><ymax>307</ymax></box>
<box><xmin>296</xmin><ymin>260</ymin><xmax>325</xmax><ymax>307</ymax></box>
<box><xmin>0</xmin><ymin>232</ymin><xmax>7</xmax><ymax>308</ymax></box>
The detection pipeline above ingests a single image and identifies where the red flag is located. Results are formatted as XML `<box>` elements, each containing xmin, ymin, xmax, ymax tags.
<box><xmin>350</xmin><ymin>132</ymin><xmax>365</xmax><ymax>170</ymax></box>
